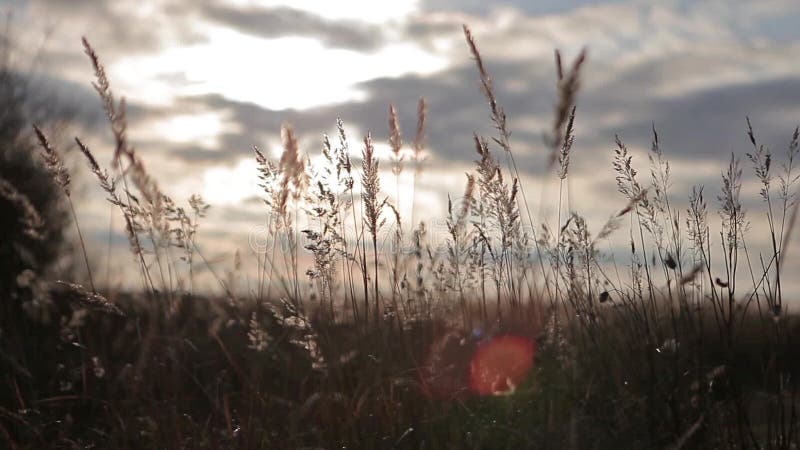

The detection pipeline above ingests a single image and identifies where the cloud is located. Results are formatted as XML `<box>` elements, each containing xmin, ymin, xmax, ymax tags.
<box><xmin>197</xmin><ymin>3</ymin><xmax>386</xmax><ymax>51</ymax></box>
<box><xmin>144</xmin><ymin>37</ymin><xmax>800</xmax><ymax>186</ymax></box>
<box><xmin>27</xmin><ymin>0</ymin><xmax>206</xmax><ymax>54</ymax></box>
<box><xmin>419</xmin><ymin>0</ymin><xmax>607</xmax><ymax>16</ymax></box>
<box><xmin>581</xmin><ymin>76</ymin><xmax>800</xmax><ymax>164</ymax></box>
<box><xmin>48</xmin><ymin>0</ymin><xmax>799</xmax><ymax>180</ymax></box>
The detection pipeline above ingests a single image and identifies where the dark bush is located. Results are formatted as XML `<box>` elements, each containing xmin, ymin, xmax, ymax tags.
<box><xmin>0</xmin><ymin>43</ymin><xmax>70</xmax><ymax>299</ymax></box>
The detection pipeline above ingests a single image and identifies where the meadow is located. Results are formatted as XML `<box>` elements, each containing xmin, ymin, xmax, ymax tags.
<box><xmin>1</xmin><ymin>25</ymin><xmax>800</xmax><ymax>449</ymax></box>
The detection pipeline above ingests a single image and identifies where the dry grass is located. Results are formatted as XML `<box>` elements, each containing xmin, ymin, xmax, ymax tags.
<box><xmin>0</xmin><ymin>174</ymin><xmax>43</xmax><ymax>239</ymax></box>
<box><xmin>2</xmin><ymin>26</ymin><xmax>800</xmax><ymax>450</ymax></box>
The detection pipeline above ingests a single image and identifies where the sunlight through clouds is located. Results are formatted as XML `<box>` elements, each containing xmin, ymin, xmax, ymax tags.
<box><xmin>151</xmin><ymin>112</ymin><xmax>226</xmax><ymax>146</ymax></box>
<box><xmin>202</xmin><ymin>158</ymin><xmax>261</xmax><ymax>205</ymax></box>
<box><xmin>110</xmin><ymin>28</ymin><xmax>448</xmax><ymax>110</ymax></box>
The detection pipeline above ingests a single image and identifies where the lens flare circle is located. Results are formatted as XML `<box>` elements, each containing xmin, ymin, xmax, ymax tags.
<box><xmin>469</xmin><ymin>334</ymin><xmax>536</xmax><ymax>396</ymax></box>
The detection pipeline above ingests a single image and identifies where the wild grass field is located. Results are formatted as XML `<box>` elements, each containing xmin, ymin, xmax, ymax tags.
<box><xmin>2</xmin><ymin>25</ymin><xmax>800</xmax><ymax>449</ymax></box>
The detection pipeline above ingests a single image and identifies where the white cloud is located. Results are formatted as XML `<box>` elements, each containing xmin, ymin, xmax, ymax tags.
<box><xmin>148</xmin><ymin>112</ymin><xmax>228</xmax><ymax>146</ymax></box>
<box><xmin>202</xmin><ymin>158</ymin><xmax>261</xmax><ymax>205</ymax></box>
<box><xmin>109</xmin><ymin>27</ymin><xmax>448</xmax><ymax>110</ymax></box>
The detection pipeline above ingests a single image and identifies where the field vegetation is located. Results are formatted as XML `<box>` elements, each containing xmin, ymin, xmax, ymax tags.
<box><xmin>1</xmin><ymin>26</ymin><xmax>800</xmax><ymax>449</ymax></box>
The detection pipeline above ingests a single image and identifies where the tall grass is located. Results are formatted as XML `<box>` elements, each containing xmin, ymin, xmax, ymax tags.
<box><xmin>2</xmin><ymin>26</ymin><xmax>800</xmax><ymax>449</ymax></box>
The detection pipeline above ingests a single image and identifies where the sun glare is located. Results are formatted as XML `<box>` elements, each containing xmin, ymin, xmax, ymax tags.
<box><xmin>110</xmin><ymin>27</ymin><xmax>447</xmax><ymax>111</ymax></box>
<box><xmin>202</xmin><ymin>158</ymin><xmax>261</xmax><ymax>205</ymax></box>
<box><xmin>152</xmin><ymin>113</ymin><xmax>225</xmax><ymax>147</ymax></box>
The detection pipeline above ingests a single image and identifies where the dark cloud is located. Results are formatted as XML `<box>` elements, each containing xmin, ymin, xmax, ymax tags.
<box><xmin>1</xmin><ymin>64</ymin><xmax>109</xmax><ymax>139</ymax></box>
<box><xmin>420</xmin><ymin>0</ymin><xmax>613</xmax><ymax>16</ymax></box>
<box><xmin>198</xmin><ymin>3</ymin><xmax>385</xmax><ymax>51</ymax></box>
<box><xmin>26</xmin><ymin>0</ymin><xmax>206</xmax><ymax>57</ymax></box>
<box><xmin>583</xmin><ymin>76</ymin><xmax>800</xmax><ymax>162</ymax></box>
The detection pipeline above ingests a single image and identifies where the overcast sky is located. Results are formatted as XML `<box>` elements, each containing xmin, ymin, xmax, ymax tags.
<box><xmin>4</xmin><ymin>0</ymin><xmax>800</xmax><ymax>292</ymax></box>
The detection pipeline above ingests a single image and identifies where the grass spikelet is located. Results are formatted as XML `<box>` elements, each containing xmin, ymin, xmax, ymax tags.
<box><xmin>0</xmin><ymin>176</ymin><xmax>43</xmax><ymax>240</ymax></box>
<box><xmin>278</xmin><ymin>123</ymin><xmax>307</xmax><ymax>216</ymax></box>
<box><xmin>459</xmin><ymin>174</ymin><xmax>475</xmax><ymax>225</ymax></box>
<box><xmin>463</xmin><ymin>25</ymin><xmax>510</xmax><ymax>152</ymax></box>
<box><xmin>75</xmin><ymin>137</ymin><xmax>145</xmax><ymax>283</ymax></box>
<box><xmin>414</xmin><ymin>97</ymin><xmax>427</xmax><ymax>157</ymax></box>
<box><xmin>82</xmin><ymin>37</ymin><xmax>129</xmax><ymax>166</ymax></box>
<box><xmin>718</xmin><ymin>154</ymin><xmax>746</xmax><ymax>253</ymax></box>
<box><xmin>55</xmin><ymin>281</ymin><xmax>124</xmax><ymax>316</ymax></box>
<box><xmin>550</xmin><ymin>48</ymin><xmax>587</xmax><ymax>162</ymax></box>
<box><xmin>361</xmin><ymin>132</ymin><xmax>383</xmax><ymax>240</ymax></box>
<box><xmin>556</xmin><ymin>105</ymin><xmax>576</xmax><ymax>179</ymax></box>
<box><xmin>32</xmin><ymin>124</ymin><xmax>71</xmax><ymax>195</ymax></box>
<box><xmin>33</xmin><ymin>125</ymin><xmax>97</xmax><ymax>290</ymax></box>
<box><xmin>389</xmin><ymin>104</ymin><xmax>404</xmax><ymax>176</ymax></box>
<box><xmin>75</xmin><ymin>138</ymin><xmax>114</xmax><ymax>196</ymax></box>
<box><xmin>361</xmin><ymin>131</ymin><xmax>385</xmax><ymax>323</ymax></box>
<box><xmin>596</xmin><ymin>190</ymin><xmax>647</xmax><ymax>241</ymax></box>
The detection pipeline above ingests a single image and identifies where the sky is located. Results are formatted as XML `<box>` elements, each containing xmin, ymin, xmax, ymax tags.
<box><xmin>3</xmin><ymin>0</ymin><xmax>800</xmax><ymax>293</ymax></box>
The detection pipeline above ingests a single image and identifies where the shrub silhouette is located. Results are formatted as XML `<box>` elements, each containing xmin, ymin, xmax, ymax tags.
<box><xmin>0</xmin><ymin>43</ymin><xmax>69</xmax><ymax>306</ymax></box>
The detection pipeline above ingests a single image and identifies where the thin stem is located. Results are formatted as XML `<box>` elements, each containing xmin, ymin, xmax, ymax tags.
<box><xmin>67</xmin><ymin>196</ymin><xmax>95</xmax><ymax>292</ymax></box>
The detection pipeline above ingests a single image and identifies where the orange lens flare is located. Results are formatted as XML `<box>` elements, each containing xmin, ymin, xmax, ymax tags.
<box><xmin>469</xmin><ymin>335</ymin><xmax>536</xmax><ymax>396</ymax></box>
